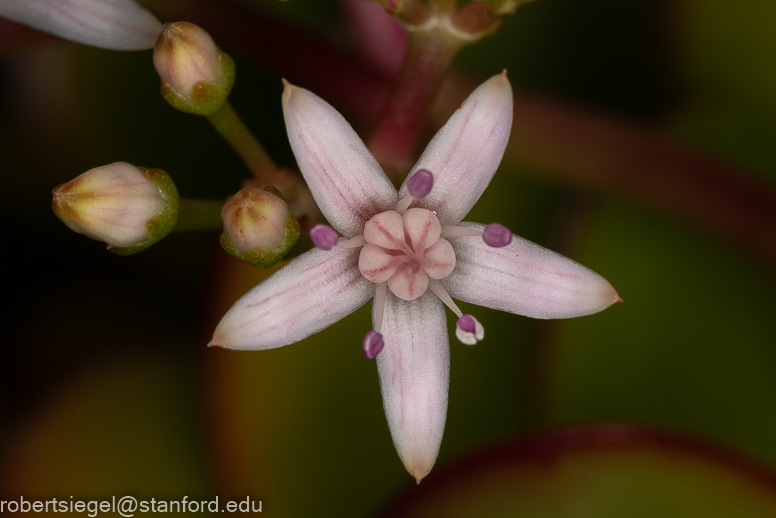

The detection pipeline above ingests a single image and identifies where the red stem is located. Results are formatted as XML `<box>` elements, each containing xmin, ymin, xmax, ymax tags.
<box><xmin>367</xmin><ymin>28</ymin><xmax>462</xmax><ymax>180</ymax></box>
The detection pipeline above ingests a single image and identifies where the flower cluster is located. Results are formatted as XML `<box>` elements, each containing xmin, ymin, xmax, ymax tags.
<box><xmin>3</xmin><ymin>0</ymin><xmax>619</xmax><ymax>483</ymax></box>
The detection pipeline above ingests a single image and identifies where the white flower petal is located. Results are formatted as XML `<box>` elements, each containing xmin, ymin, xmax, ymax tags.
<box><xmin>443</xmin><ymin>223</ymin><xmax>620</xmax><ymax>319</ymax></box>
<box><xmin>283</xmin><ymin>82</ymin><xmax>398</xmax><ymax>237</ymax></box>
<box><xmin>0</xmin><ymin>0</ymin><xmax>162</xmax><ymax>50</ymax></box>
<box><xmin>211</xmin><ymin>247</ymin><xmax>373</xmax><ymax>350</ymax></box>
<box><xmin>399</xmin><ymin>73</ymin><xmax>513</xmax><ymax>224</ymax></box>
<box><xmin>376</xmin><ymin>290</ymin><xmax>449</xmax><ymax>483</ymax></box>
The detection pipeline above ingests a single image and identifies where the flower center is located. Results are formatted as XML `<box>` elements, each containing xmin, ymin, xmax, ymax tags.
<box><xmin>358</xmin><ymin>208</ymin><xmax>456</xmax><ymax>301</ymax></box>
<box><xmin>308</xmin><ymin>168</ymin><xmax>505</xmax><ymax>355</ymax></box>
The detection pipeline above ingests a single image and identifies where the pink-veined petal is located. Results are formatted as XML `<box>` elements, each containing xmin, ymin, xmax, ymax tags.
<box><xmin>359</xmin><ymin>244</ymin><xmax>402</xmax><ymax>284</ymax></box>
<box><xmin>443</xmin><ymin>223</ymin><xmax>620</xmax><ymax>319</ymax></box>
<box><xmin>403</xmin><ymin>208</ymin><xmax>442</xmax><ymax>252</ymax></box>
<box><xmin>283</xmin><ymin>82</ymin><xmax>398</xmax><ymax>236</ymax></box>
<box><xmin>364</xmin><ymin>210</ymin><xmax>405</xmax><ymax>250</ymax></box>
<box><xmin>422</xmin><ymin>238</ymin><xmax>456</xmax><ymax>280</ymax></box>
<box><xmin>210</xmin><ymin>247</ymin><xmax>373</xmax><ymax>350</ymax></box>
<box><xmin>399</xmin><ymin>72</ymin><xmax>513</xmax><ymax>224</ymax></box>
<box><xmin>388</xmin><ymin>265</ymin><xmax>429</xmax><ymax>302</ymax></box>
<box><xmin>0</xmin><ymin>0</ymin><xmax>162</xmax><ymax>50</ymax></box>
<box><xmin>376</xmin><ymin>290</ymin><xmax>449</xmax><ymax>483</ymax></box>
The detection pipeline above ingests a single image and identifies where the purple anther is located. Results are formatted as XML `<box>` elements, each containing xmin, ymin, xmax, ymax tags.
<box><xmin>406</xmin><ymin>169</ymin><xmax>434</xmax><ymax>198</ymax></box>
<box><xmin>456</xmin><ymin>315</ymin><xmax>477</xmax><ymax>334</ymax></box>
<box><xmin>310</xmin><ymin>223</ymin><xmax>338</xmax><ymax>250</ymax></box>
<box><xmin>482</xmin><ymin>222</ymin><xmax>512</xmax><ymax>247</ymax></box>
<box><xmin>362</xmin><ymin>330</ymin><xmax>384</xmax><ymax>359</ymax></box>
<box><xmin>455</xmin><ymin>314</ymin><xmax>484</xmax><ymax>345</ymax></box>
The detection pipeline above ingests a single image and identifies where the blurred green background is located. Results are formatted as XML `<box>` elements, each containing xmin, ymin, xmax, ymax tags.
<box><xmin>1</xmin><ymin>0</ymin><xmax>775</xmax><ymax>516</ymax></box>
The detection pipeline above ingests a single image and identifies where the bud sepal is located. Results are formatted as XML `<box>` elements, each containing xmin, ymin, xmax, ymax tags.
<box><xmin>220</xmin><ymin>186</ymin><xmax>301</xmax><ymax>268</ymax></box>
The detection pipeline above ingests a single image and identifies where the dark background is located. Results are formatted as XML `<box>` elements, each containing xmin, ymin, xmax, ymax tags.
<box><xmin>1</xmin><ymin>0</ymin><xmax>775</xmax><ymax>516</ymax></box>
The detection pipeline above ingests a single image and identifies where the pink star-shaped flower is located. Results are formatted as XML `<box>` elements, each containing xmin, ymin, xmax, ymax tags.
<box><xmin>211</xmin><ymin>72</ymin><xmax>620</xmax><ymax>482</ymax></box>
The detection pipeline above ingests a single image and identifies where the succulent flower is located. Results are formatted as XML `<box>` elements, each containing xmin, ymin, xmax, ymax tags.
<box><xmin>210</xmin><ymin>73</ymin><xmax>620</xmax><ymax>482</ymax></box>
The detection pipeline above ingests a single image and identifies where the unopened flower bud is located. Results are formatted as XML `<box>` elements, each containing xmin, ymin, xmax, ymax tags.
<box><xmin>220</xmin><ymin>186</ymin><xmax>301</xmax><ymax>268</ymax></box>
<box><xmin>153</xmin><ymin>22</ymin><xmax>235</xmax><ymax>115</ymax></box>
<box><xmin>52</xmin><ymin>162</ymin><xmax>179</xmax><ymax>255</ymax></box>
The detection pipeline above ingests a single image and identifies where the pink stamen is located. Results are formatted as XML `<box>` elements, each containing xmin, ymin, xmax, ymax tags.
<box><xmin>394</xmin><ymin>169</ymin><xmax>436</xmax><ymax>214</ymax></box>
<box><xmin>336</xmin><ymin>235</ymin><xmax>366</xmax><ymax>249</ymax></box>
<box><xmin>483</xmin><ymin>222</ymin><xmax>512</xmax><ymax>247</ymax></box>
<box><xmin>310</xmin><ymin>224</ymin><xmax>338</xmax><ymax>250</ymax></box>
<box><xmin>362</xmin><ymin>330</ymin><xmax>384</xmax><ymax>359</ymax></box>
<box><xmin>441</xmin><ymin>225</ymin><xmax>482</xmax><ymax>239</ymax></box>
<box><xmin>428</xmin><ymin>280</ymin><xmax>463</xmax><ymax>317</ymax></box>
<box><xmin>456</xmin><ymin>315</ymin><xmax>477</xmax><ymax>334</ymax></box>
<box><xmin>393</xmin><ymin>195</ymin><xmax>414</xmax><ymax>214</ymax></box>
<box><xmin>455</xmin><ymin>313</ymin><xmax>484</xmax><ymax>345</ymax></box>
<box><xmin>406</xmin><ymin>169</ymin><xmax>434</xmax><ymax>198</ymax></box>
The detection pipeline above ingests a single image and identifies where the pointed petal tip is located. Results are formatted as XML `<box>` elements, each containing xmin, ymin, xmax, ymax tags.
<box><xmin>402</xmin><ymin>73</ymin><xmax>514</xmax><ymax>223</ymax></box>
<box><xmin>408</xmin><ymin>462</ymin><xmax>432</xmax><ymax>485</ymax></box>
<box><xmin>488</xmin><ymin>69</ymin><xmax>513</xmax><ymax>92</ymax></box>
<box><xmin>281</xmin><ymin>78</ymin><xmax>297</xmax><ymax>104</ymax></box>
<box><xmin>594</xmin><ymin>281</ymin><xmax>622</xmax><ymax>314</ymax></box>
<box><xmin>207</xmin><ymin>339</ymin><xmax>219</xmax><ymax>348</ymax></box>
<box><xmin>282</xmin><ymin>81</ymin><xmax>397</xmax><ymax>236</ymax></box>
<box><xmin>445</xmin><ymin>226</ymin><xmax>622</xmax><ymax>319</ymax></box>
<box><xmin>606</xmin><ymin>284</ymin><xmax>623</xmax><ymax>306</ymax></box>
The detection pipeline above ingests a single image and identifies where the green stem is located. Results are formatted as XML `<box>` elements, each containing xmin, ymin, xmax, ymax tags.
<box><xmin>206</xmin><ymin>101</ymin><xmax>278</xmax><ymax>183</ymax></box>
<box><xmin>173</xmin><ymin>198</ymin><xmax>225</xmax><ymax>232</ymax></box>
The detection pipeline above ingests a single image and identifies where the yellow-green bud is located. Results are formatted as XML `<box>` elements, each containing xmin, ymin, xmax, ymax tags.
<box><xmin>153</xmin><ymin>22</ymin><xmax>235</xmax><ymax>115</ymax></box>
<box><xmin>220</xmin><ymin>186</ymin><xmax>301</xmax><ymax>268</ymax></box>
<box><xmin>52</xmin><ymin>162</ymin><xmax>179</xmax><ymax>255</ymax></box>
